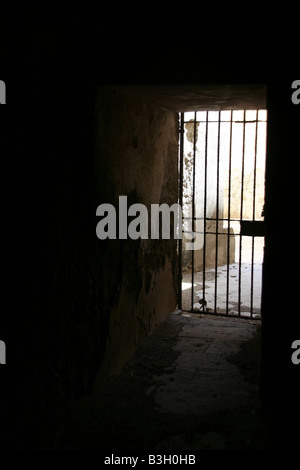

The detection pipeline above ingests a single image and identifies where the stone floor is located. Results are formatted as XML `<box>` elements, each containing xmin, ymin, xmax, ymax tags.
<box><xmin>182</xmin><ymin>262</ymin><xmax>263</xmax><ymax>317</ymax></box>
<box><xmin>57</xmin><ymin>311</ymin><xmax>272</xmax><ymax>451</ymax></box>
<box><xmin>182</xmin><ymin>235</ymin><xmax>264</xmax><ymax>317</ymax></box>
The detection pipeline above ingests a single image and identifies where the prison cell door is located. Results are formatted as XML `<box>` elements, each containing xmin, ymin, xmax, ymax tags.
<box><xmin>178</xmin><ymin>110</ymin><xmax>267</xmax><ymax>319</ymax></box>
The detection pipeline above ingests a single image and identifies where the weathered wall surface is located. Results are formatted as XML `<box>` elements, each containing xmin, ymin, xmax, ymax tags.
<box><xmin>93</xmin><ymin>88</ymin><xmax>179</xmax><ymax>384</ymax></box>
<box><xmin>182</xmin><ymin>119</ymin><xmax>235</xmax><ymax>270</ymax></box>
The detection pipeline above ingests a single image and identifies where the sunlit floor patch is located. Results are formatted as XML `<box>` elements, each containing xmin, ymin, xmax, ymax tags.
<box><xmin>182</xmin><ymin>262</ymin><xmax>262</xmax><ymax>318</ymax></box>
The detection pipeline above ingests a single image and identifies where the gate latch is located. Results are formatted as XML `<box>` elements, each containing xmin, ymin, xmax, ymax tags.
<box><xmin>240</xmin><ymin>220</ymin><xmax>265</xmax><ymax>237</ymax></box>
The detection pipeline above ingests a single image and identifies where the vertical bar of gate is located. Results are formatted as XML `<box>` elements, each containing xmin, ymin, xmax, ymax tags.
<box><xmin>178</xmin><ymin>113</ymin><xmax>184</xmax><ymax>311</ymax></box>
<box><xmin>250</xmin><ymin>111</ymin><xmax>259</xmax><ymax>318</ymax></box>
<box><xmin>203</xmin><ymin>112</ymin><xmax>208</xmax><ymax>311</ymax></box>
<box><xmin>226</xmin><ymin>111</ymin><xmax>233</xmax><ymax>315</ymax></box>
<box><xmin>238</xmin><ymin>111</ymin><xmax>246</xmax><ymax>317</ymax></box>
<box><xmin>214</xmin><ymin>111</ymin><xmax>221</xmax><ymax>313</ymax></box>
<box><xmin>191</xmin><ymin>112</ymin><xmax>197</xmax><ymax>311</ymax></box>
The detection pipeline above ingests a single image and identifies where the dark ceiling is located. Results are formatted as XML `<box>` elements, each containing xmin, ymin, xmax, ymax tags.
<box><xmin>108</xmin><ymin>84</ymin><xmax>267</xmax><ymax>111</ymax></box>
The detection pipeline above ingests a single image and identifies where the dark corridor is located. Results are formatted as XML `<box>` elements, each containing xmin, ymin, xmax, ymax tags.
<box><xmin>1</xmin><ymin>27</ymin><xmax>299</xmax><ymax>452</ymax></box>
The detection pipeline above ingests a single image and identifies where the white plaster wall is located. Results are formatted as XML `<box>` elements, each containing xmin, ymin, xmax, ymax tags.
<box><xmin>181</xmin><ymin>110</ymin><xmax>267</xmax><ymax>270</ymax></box>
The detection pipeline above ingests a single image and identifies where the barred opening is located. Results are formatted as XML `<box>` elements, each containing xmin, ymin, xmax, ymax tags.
<box><xmin>178</xmin><ymin>109</ymin><xmax>267</xmax><ymax>319</ymax></box>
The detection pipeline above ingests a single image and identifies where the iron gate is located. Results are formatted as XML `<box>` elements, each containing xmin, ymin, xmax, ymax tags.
<box><xmin>178</xmin><ymin>109</ymin><xmax>267</xmax><ymax>319</ymax></box>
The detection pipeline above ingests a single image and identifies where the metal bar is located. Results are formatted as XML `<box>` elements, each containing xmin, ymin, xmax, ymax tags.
<box><xmin>178</xmin><ymin>112</ymin><xmax>184</xmax><ymax>310</ymax></box>
<box><xmin>183</xmin><ymin>231</ymin><xmax>238</xmax><ymax>236</ymax></box>
<box><xmin>250</xmin><ymin>111</ymin><xmax>259</xmax><ymax>318</ymax></box>
<box><xmin>184</xmin><ymin>117</ymin><xmax>267</xmax><ymax>124</ymax></box>
<box><xmin>250</xmin><ymin>239</ymin><xmax>255</xmax><ymax>318</ymax></box>
<box><xmin>181</xmin><ymin>309</ymin><xmax>262</xmax><ymax>321</ymax></box>
<box><xmin>183</xmin><ymin>216</ymin><xmax>249</xmax><ymax>222</ymax></box>
<box><xmin>203</xmin><ymin>112</ymin><xmax>208</xmax><ymax>310</ymax></box>
<box><xmin>191</xmin><ymin>111</ymin><xmax>197</xmax><ymax>311</ymax></box>
<box><xmin>214</xmin><ymin>111</ymin><xmax>221</xmax><ymax>313</ymax></box>
<box><xmin>252</xmin><ymin>112</ymin><xmax>258</xmax><ymax>221</ymax></box>
<box><xmin>184</xmin><ymin>119</ymin><xmax>266</xmax><ymax>124</ymax></box>
<box><xmin>226</xmin><ymin>111</ymin><xmax>233</xmax><ymax>315</ymax></box>
<box><xmin>238</xmin><ymin>111</ymin><xmax>246</xmax><ymax>317</ymax></box>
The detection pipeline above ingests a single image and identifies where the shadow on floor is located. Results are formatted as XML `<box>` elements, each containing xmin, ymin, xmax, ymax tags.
<box><xmin>56</xmin><ymin>312</ymin><xmax>276</xmax><ymax>451</ymax></box>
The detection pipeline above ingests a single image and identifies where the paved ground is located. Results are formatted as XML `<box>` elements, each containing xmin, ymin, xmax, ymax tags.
<box><xmin>57</xmin><ymin>311</ymin><xmax>271</xmax><ymax>450</ymax></box>
<box><xmin>182</xmin><ymin>263</ymin><xmax>263</xmax><ymax>317</ymax></box>
<box><xmin>182</xmin><ymin>235</ymin><xmax>264</xmax><ymax>317</ymax></box>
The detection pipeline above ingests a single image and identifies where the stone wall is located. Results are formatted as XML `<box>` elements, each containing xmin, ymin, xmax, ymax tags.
<box><xmin>10</xmin><ymin>81</ymin><xmax>179</xmax><ymax>447</ymax></box>
<box><xmin>182</xmin><ymin>118</ymin><xmax>235</xmax><ymax>270</ymax></box>
<box><xmin>93</xmin><ymin>88</ymin><xmax>179</xmax><ymax>385</ymax></box>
